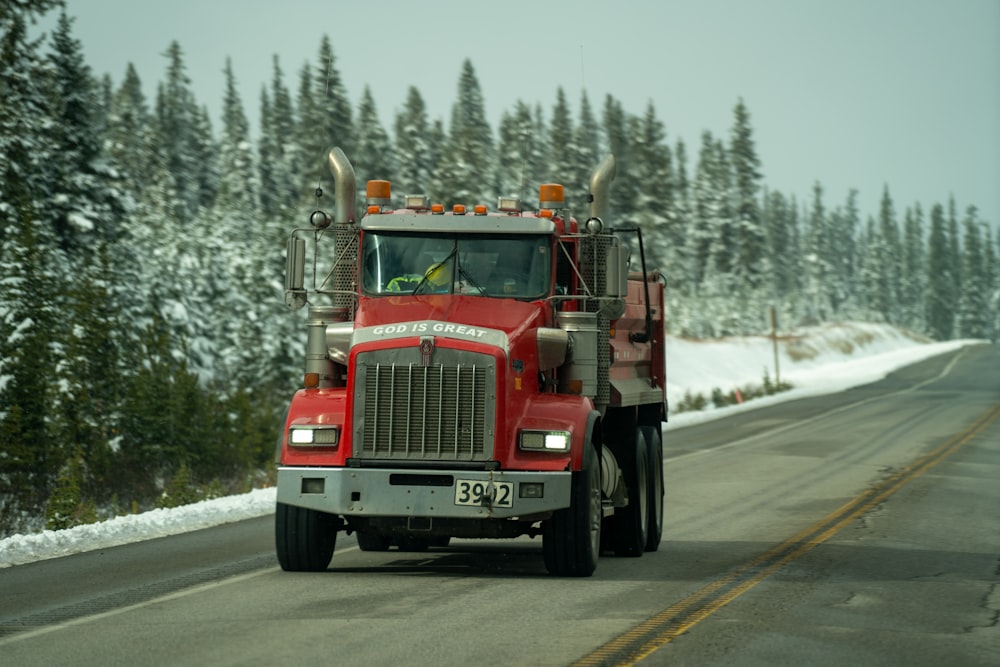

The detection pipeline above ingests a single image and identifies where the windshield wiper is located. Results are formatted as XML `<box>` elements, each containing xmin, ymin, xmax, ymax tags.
<box><xmin>412</xmin><ymin>242</ymin><xmax>458</xmax><ymax>295</ymax></box>
<box><xmin>456</xmin><ymin>261</ymin><xmax>487</xmax><ymax>295</ymax></box>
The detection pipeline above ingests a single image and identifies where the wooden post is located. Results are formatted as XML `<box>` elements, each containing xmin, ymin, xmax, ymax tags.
<box><xmin>770</xmin><ymin>305</ymin><xmax>780</xmax><ymax>385</ymax></box>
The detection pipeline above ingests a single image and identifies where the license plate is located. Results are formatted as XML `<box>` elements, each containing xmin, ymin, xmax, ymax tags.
<box><xmin>454</xmin><ymin>479</ymin><xmax>514</xmax><ymax>508</ymax></box>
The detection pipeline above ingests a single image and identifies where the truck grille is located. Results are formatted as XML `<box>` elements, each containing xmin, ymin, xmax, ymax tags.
<box><xmin>353</xmin><ymin>350</ymin><xmax>495</xmax><ymax>462</ymax></box>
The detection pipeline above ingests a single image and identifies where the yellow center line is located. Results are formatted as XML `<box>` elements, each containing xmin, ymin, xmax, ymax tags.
<box><xmin>575</xmin><ymin>400</ymin><xmax>1000</xmax><ymax>667</ymax></box>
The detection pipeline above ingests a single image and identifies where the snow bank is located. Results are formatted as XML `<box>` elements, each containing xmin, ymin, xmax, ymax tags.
<box><xmin>665</xmin><ymin>322</ymin><xmax>974</xmax><ymax>429</ymax></box>
<box><xmin>0</xmin><ymin>323</ymin><xmax>982</xmax><ymax>568</ymax></box>
<box><xmin>0</xmin><ymin>488</ymin><xmax>276</xmax><ymax>568</ymax></box>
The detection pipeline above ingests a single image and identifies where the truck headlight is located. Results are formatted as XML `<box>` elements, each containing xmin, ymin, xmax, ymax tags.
<box><xmin>519</xmin><ymin>430</ymin><xmax>570</xmax><ymax>452</ymax></box>
<box><xmin>288</xmin><ymin>426</ymin><xmax>339</xmax><ymax>447</ymax></box>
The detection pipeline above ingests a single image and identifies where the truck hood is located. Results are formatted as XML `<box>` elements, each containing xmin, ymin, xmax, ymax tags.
<box><xmin>353</xmin><ymin>295</ymin><xmax>548</xmax><ymax>348</ymax></box>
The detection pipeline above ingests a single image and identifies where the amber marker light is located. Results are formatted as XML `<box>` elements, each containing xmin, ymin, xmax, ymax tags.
<box><xmin>538</xmin><ymin>183</ymin><xmax>565</xmax><ymax>209</ymax></box>
<box><xmin>366</xmin><ymin>180</ymin><xmax>391</xmax><ymax>199</ymax></box>
<box><xmin>303</xmin><ymin>373</ymin><xmax>320</xmax><ymax>389</ymax></box>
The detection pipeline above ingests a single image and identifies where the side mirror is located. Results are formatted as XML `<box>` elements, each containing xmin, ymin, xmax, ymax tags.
<box><xmin>598</xmin><ymin>241</ymin><xmax>628</xmax><ymax>320</ymax></box>
<box><xmin>284</xmin><ymin>235</ymin><xmax>307</xmax><ymax>310</ymax></box>
<box><xmin>605</xmin><ymin>242</ymin><xmax>628</xmax><ymax>299</ymax></box>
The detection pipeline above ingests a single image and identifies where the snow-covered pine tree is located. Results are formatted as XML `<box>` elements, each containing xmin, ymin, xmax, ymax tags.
<box><xmin>547</xmin><ymin>87</ymin><xmax>573</xmax><ymax>192</ymax></box>
<box><xmin>106</xmin><ymin>64</ymin><xmax>152</xmax><ymax>195</ymax></box>
<box><xmin>393</xmin><ymin>86</ymin><xmax>434</xmax><ymax>196</ymax></box>
<box><xmin>209</xmin><ymin>58</ymin><xmax>269</xmax><ymax>389</ymax></box>
<box><xmin>827</xmin><ymin>190</ymin><xmax>860</xmax><ymax>316</ymax></box>
<box><xmin>874</xmin><ymin>186</ymin><xmax>903</xmax><ymax>323</ymax></box>
<box><xmin>0</xmin><ymin>4</ymin><xmax>62</xmax><ymax>533</ymax></box>
<box><xmin>190</xmin><ymin>104</ymin><xmax>219</xmax><ymax>212</ymax></box>
<box><xmin>353</xmin><ymin>85</ymin><xmax>395</xmax><ymax>205</ymax></box>
<box><xmin>630</xmin><ymin>101</ymin><xmax>674</xmax><ymax>274</ymax></box>
<box><xmin>900</xmin><ymin>204</ymin><xmax>926</xmax><ymax>331</ymax></box>
<box><xmin>946</xmin><ymin>196</ymin><xmax>962</xmax><ymax>310</ymax></box>
<box><xmin>956</xmin><ymin>206</ymin><xmax>990</xmax><ymax>339</ymax></box>
<box><xmin>686</xmin><ymin>132</ymin><xmax>737</xmax><ymax>334</ymax></box>
<box><xmin>213</xmin><ymin>78</ymin><xmax>252</xmax><ymax>197</ymax></box>
<box><xmin>803</xmin><ymin>182</ymin><xmax>830</xmax><ymax>323</ymax></box>
<box><xmin>762</xmin><ymin>190</ymin><xmax>802</xmax><ymax>305</ymax></box>
<box><xmin>433</xmin><ymin>59</ymin><xmax>496</xmax><ymax>206</ymax></box>
<box><xmin>706</xmin><ymin>138</ymin><xmax>734</xmax><ymax>276</ymax></box>
<box><xmin>427</xmin><ymin>118</ymin><xmax>446</xmax><ymax>189</ymax></box>
<box><xmin>257</xmin><ymin>79</ymin><xmax>305</xmax><ymax>395</ymax></box>
<box><xmin>55</xmin><ymin>243</ymin><xmax>124</xmax><ymax>504</ymax></box>
<box><xmin>259</xmin><ymin>56</ymin><xmax>298</xmax><ymax>220</ymax></box>
<box><xmin>142</xmin><ymin>42</ymin><xmax>221</xmax><ymax>382</ymax></box>
<box><xmin>317</xmin><ymin>35</ymin><xmax>354</xmax><ymax>158</ymax></box>
<box><xmin>155</xmin><ymin>41</ymin><xmax>205</xmax><ymax>224</ymax></box>
<box><xmin>568</xmin><ymin>91</ymin><xmax>601</xmax><ymax>209</ymax></box>
<box><xmin>496</xmin><ymin>100</ymin><xmax>544</xmax><ymax>203</ymax></box>
<box><xmin>984</xmin><ymin>225</ymin><xmax>999</xmax><ymax>340</ymax></box>
<box><xmin>532</xmin><ymin>104</ymin><xmax>548</xmax><ymax>190</ymax></box>
<box><xmin>686</xmin><ymin>131</ymin><xmax>720</xmax><ymax>291</ymax></box>
<box><xmin>41</xmin><ymin>11</ymin><xmax>139</xmax><ymax>508</ymax></box>
<box><xmin>103</xmin><ymin>62</ymin><xmax>154</xmax><ymax>382</ymax></box>
<box><xmin>925</xmin><ymin>202</ymin><xmax>953</xmax><ymax>340</ymax></box>
<box><xmin>858</xmin><ymin>214</ymin><xmax>881</xmax><ymax>321</ymax></box>
<box><xmin>601</xmin><ymin>94</ymin><xmax>637</xmax><ymax>222</ymax></box>
<box><xmin>669</xmin><ymin>138</ymin><xmax>692</xmax><ymax>288</ymax></box>
<box><xmin>761</xmin><ymin>190</ymin><xmax>783</xmax><ymax>296</ymax></box>
<box><xmin>296</xmin><ymin>37</ymin><xmax>354</xmax><ymax>207</ymax></box>
<box><xmin>728</xmin><ymin>98</ymin><xmax>766</xmax><ymax>289</ymax></box>
<box><xmin>46</xmin><ymin>10</ymin><xmax>123</xmax><ymax>259</ymax></box>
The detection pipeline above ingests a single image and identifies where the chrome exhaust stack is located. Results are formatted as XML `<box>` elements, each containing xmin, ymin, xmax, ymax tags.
<box><xmin>588</xmin><ymin>153</ymin><xmax>617</xmax><ymax>225</ymax></box>
<box><xmin>327</xmin><ymin>146</ymin><xmax>357</xmax><ymax>225</ymax></box>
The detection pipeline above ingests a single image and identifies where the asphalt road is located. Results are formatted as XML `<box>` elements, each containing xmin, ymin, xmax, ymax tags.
<box><xmin>1</xmin><ymin>343</ymin><xmax>997</xmax><ymax>666</ymax></box>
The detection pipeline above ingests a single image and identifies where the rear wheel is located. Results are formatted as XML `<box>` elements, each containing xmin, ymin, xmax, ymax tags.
<box><xmin>275</xmin><ymin>502</ymin><xmax>338</xmax><ymax>571</ymax></box>
<box><xmin>608</xmin><ymin>428</ymin><xmax>649</xmax><ymax>557</ymax></box>
<box><xmin>543</xmin><ymin>440</ymin><xmax>601</xmax><ymax>577</ymax></box>
<box><xmin>641</xmin><ymin>425</ymin><xmax>664</xmax><ymax>552</ymax></box>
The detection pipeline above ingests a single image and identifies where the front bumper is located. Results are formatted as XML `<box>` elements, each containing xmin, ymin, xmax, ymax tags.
<box><xmin>276</xmin><ymin>466</ymin><xmax>572</xmax><ymax>519</ymax></box>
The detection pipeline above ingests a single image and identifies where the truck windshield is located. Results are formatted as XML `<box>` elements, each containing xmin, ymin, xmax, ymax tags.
<box><xmin>361</xmin><ymin>232</ymin><xmax>551</xmax><ymax>299</ymax></box>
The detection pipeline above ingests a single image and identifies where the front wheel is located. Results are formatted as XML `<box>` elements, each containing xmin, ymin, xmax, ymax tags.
<box><xmin>543</xmin><ymin>441</ymin><xmax>601</xmax><ymax>577</ymax></box>
<box><xmin>275</xmin><ymin>502</ymin><xmax>337</xmax><ymax>571</ymax></box>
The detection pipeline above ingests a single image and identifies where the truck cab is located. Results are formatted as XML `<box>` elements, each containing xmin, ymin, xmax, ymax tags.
<box><xmin>275</xmin><ymin>148</ymin><xmax>665</xmax><ymax>576</ymax></box>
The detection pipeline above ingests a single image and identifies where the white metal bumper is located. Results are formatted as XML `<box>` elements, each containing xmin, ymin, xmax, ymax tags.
<box><xmin>276</xmin><ymin>466</ymin><xmax>572</xmax><ymax>519</ymax></box>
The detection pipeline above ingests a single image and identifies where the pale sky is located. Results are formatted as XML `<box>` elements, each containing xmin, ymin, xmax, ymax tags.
<box><xmin>36</xmin><ymin>0</ymin><xmax>1000</xmax><ymax>230</ymax></box>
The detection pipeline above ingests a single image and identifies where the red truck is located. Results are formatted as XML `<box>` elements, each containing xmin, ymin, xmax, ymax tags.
<box><xmin>276</xmin><ymin>147</ymin><xmax>666</xmax><ymax>576</ymax></box>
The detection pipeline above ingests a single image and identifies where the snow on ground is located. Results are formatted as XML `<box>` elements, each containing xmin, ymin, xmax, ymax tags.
<box><xmin>664</xmin><ymin>321</ymin><xmax>974</xmax><ymax>429</ymax></box>
<box><xmin>0</xmin><ymin>323</ymin><xmax>981</xmax><ymax>568</ymax></box>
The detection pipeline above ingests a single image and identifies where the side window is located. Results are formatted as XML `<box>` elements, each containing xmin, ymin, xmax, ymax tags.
<box><xmin>556</xmin><ymin>241</ymin><xmax>575</xmax><ymax>295</ymax></box>
<box><xmin>526</xmin><ymin>242</ymin><xmax>550</xmax><ymax>295</ymax></box>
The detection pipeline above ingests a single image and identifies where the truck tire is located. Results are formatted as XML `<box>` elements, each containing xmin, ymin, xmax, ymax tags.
<box><xmin>608</xmin><ymin>428</ymin><xmax>649</xmax><ymax>557</ymax></box>
<box><xmin>275</xmin><ymin>502</ymin><xmax>337</xmax><ymax>571</ymax></box>
<box><xmin>543</xmin><ymin>441</ymin><xmax>601</xmax><ymax>577</ymax></box>
<box><xmin>641</xmin><ymin>425</ymin><xmax>664</xmax><ymax>552</ymax></box>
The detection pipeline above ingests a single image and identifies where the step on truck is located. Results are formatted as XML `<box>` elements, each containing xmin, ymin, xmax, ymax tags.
<box><xmin>276</xmin><ymin>147</ymin><xmax>666</xmax><ymax>576</ymax></box>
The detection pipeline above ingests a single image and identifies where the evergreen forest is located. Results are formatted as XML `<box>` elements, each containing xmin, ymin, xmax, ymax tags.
<box><xmin>2</xmin><ymin>3</ymin><xmax>997</xmax><ymax>536</ymax></box>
